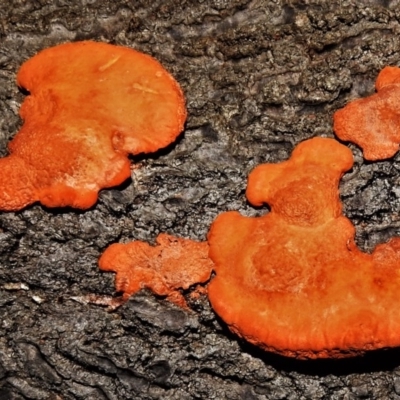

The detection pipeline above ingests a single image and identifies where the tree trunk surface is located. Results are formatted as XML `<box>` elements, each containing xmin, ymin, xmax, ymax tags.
<box><xmin>2</xmin><ymin>1</ymin><xmax>400</xmax><ymax>399</ymax></box>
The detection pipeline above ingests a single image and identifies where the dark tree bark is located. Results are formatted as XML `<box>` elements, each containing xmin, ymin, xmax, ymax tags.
<box><xmin>2</xmin><ymin>0</ymin><xmax>400</xmax><ymax>399</ymax></box>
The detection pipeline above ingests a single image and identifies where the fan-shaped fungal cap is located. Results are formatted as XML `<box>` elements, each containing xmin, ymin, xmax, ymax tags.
<box><xmin>99</xmin><ymin>233</ymin><xmax>213</xmax><ymax>309</ymax></box>
<box><xmin>208</xmin><ymin>137</ymin><xmax>400</xmax><ymax>359</ymax></box>
<box><xmin>0</xmin><ymin>41</ymin><xmax>186</xmax><ymax>210</ymax></box>
<box><xmin>334</xmin><ymin>66</ymin><xmax>400</xmax><ymax>160</ymax></box>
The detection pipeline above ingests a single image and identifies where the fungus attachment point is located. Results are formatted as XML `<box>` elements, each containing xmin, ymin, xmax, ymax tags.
<box><xmin>334</xmin><ymin>66</ymin><xmax>400</xmax><ymax>160</ymax></box>
<box><xmin>0</xmin><ymin>41</ymin><xmax>186</xmax><ymax>210</ymax></box>
<box><xmin>99</xmin><ymin>234</ymin><xmax>213</xmax><ymax>309</ymax></box>
<box><xmin>208</xmin><ymin>137</ymin><xmax>400</xmax><ymax>359</ymax></box>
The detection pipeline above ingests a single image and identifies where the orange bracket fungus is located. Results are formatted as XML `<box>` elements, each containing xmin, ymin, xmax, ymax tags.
<box><xmin>98</xmin><ymin>233</ymin><xmax>213</xmax><ymax>309</ymax></box>
<box><xmin>334</xmin><ymin>66</ymin><xmax>400</xmax><ymax>160</ymax></box>
<box><xmin>208</xmin><ymin>137</ymin><xmax>400</xmax><ymax>359</ymax></box>
<box><xmin>0</xmin><ymin>41</ymin><xmax>186</xmax><ymax>210</ymax></box>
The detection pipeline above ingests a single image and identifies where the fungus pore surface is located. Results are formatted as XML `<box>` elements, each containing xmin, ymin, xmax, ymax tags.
<box><xmin>98</xmin><ymin>233</ymin><xmax>213</xmax><ymax>309</ymax></box>
<box><xmin>0</xmin><ymin>41</ymin><xmax>186</xmax><ymax>210</ymax></box>
<box><xmin>334</xmin><ymin>66</ymin><xmax>400</xmax><ymax>160</ymax></box>
<box><xmin>208</xmin><ymin>137</ymin><xmax>400</xmax><ymax>359</ymax></box>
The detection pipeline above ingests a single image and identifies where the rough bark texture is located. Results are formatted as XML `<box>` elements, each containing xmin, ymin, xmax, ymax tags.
<box><xmin>2</xmin><ymin>0</ymin><xmax>400</xmax><ymax>399</ymax></box>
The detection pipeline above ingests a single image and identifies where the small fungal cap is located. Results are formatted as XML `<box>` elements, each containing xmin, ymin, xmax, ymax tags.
<box><xmin>334</xmin><ymin>66</ymin><xmax>400</xmax><ymax>160</ymax></box>
<box><xmin>99</xmin><ymin>233</ymin><xmax>213</xmax><ymax>309</ymax></box>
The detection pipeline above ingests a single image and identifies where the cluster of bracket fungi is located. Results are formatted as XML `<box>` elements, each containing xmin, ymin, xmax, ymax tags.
<box><xmin>2</xmin><ymin>41</ymin><xmax>400</xmax><ymax>359</ymax></box>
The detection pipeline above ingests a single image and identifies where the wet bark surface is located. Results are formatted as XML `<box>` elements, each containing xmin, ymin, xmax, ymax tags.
<box><xmin>2</xmin><ymin>0</ymin><xmax>400</xmax><ymax>398</ymax></box>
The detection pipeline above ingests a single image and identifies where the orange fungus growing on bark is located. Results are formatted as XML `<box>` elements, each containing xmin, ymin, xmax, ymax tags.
<box><xmin>334</xmin><ymin>66</ymin><xmax>400</xmax><ymax>160</ymax></box>
<box><xmin>0</xmin><ymin>41</ymin><xmax>186</xmax><ymax>210</ymax></box>
<box><xmin>208</xmin><ymin>137</ymin><xmax>400</xmax><ymax>359</ymax></box>
<box><xmin>98</xmin><ymin>233</ymin><xmax>213</xmax><ymax>309</ymax></box>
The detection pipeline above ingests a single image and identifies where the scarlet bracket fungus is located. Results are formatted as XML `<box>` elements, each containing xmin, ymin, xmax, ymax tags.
<box><xmin>208</xmin><ymin>137</ymin><xmax>400</xmax><ymax>359</ymax></box>
<box><xmin>334</xmin><ymin>66</ymin><xmax>400</xmax><ymax>160</ymax></box>
<box><xmin>0</xmin><ymin>41</ymin><xmax>186</xmax><ymax>210</ymax></box>
<box><xmin>98</xmin><ymin>233</ymin><xmax>213</xmax><ymax>309</ymax></box>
